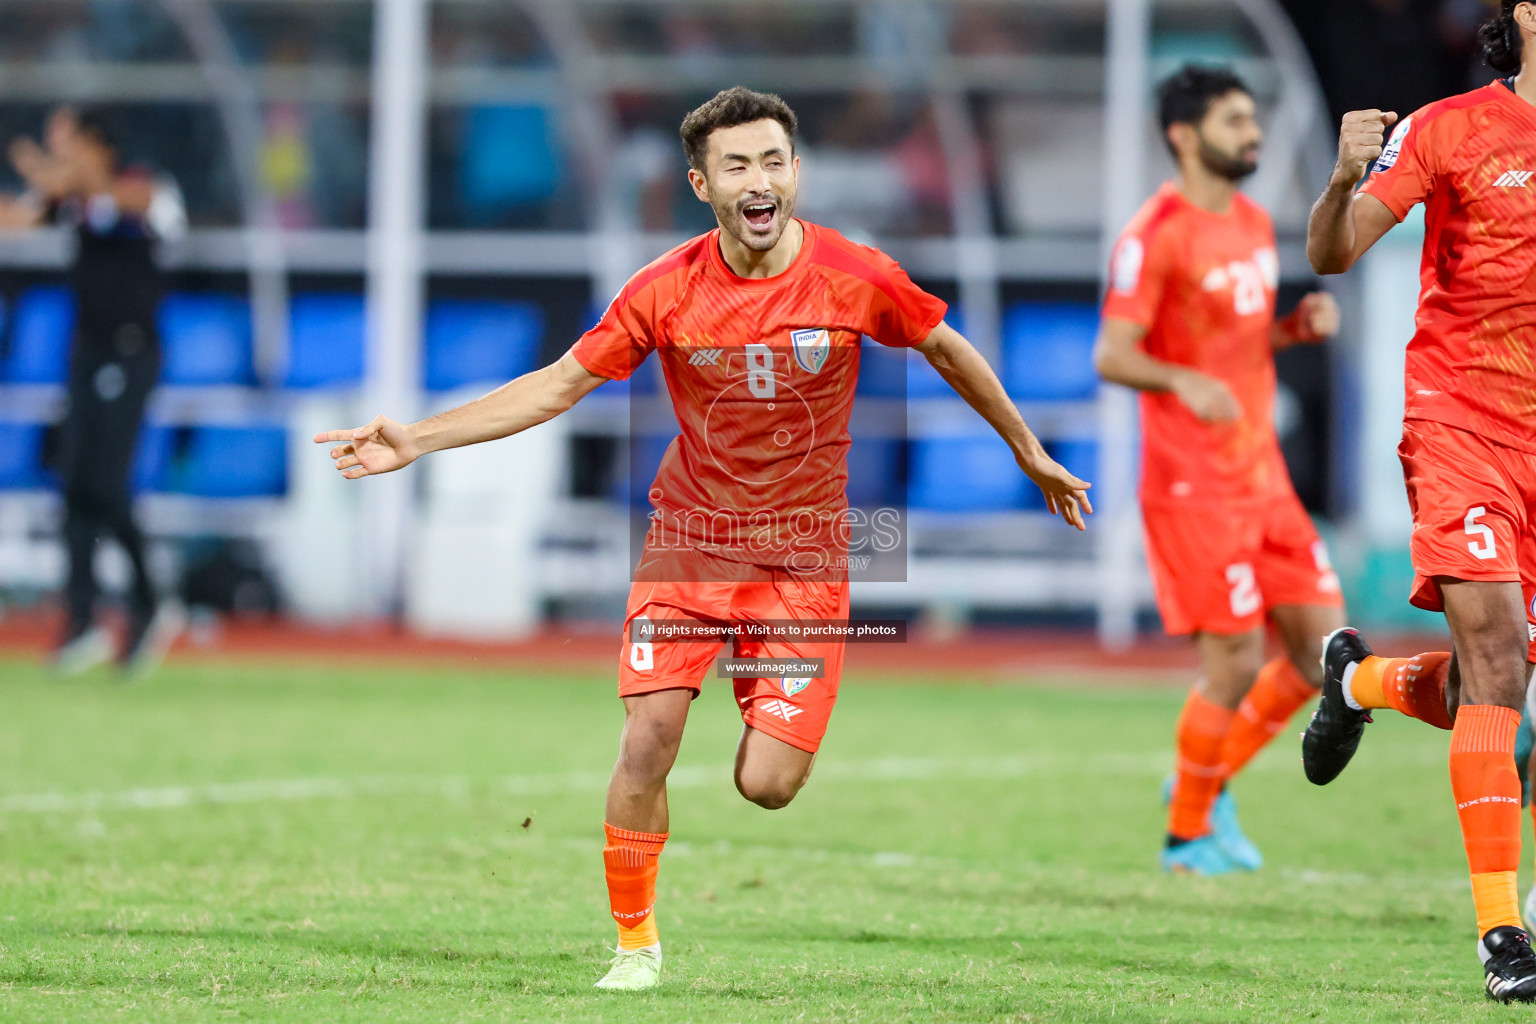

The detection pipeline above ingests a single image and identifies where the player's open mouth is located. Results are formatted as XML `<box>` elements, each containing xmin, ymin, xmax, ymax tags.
<box><xmin>742</xmin><ymin>201</ymin><xmax>777</xmax><ymax>232</ymax></box>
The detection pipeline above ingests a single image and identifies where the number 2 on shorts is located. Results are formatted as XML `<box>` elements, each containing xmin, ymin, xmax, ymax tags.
<box><xmin>1225</xmin><ymin>562</ymin><xmax>1261</xmax><ymax>617</ymax></box>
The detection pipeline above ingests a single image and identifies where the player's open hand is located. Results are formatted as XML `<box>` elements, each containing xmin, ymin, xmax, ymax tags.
<box><xmin>314</xmin><ymin>415</ymin><xmax>421</xmax><ymax>479</ymax></box>
<box><xmin>1017</xmin><ymin>448</ymin><xmax>1093</xmax><ymax>531</ymax></box>
<box><xmin>1332</xmin><ymin>109</ymin><xmax>1398</xmax><ymax>187</ymax></box>
<box><xmin>1172</xmin><ymin>370</ymin><xmax>1241</xmax><ymax>425</ymax></box>
<box><xmin>1291</xmin><ymin>291</ymin><xmax>1340</xmax><ymax>342</ymax></box>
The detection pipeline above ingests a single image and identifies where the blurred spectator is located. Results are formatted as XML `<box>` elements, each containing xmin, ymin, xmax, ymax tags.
<box><xmin>1281</xmin><ymin>0</ymin><xmax>1478</xmax><ymax>120</ymax></box>
<box><xmin>0</xmin><ymin>106</ymin><xmax>184</xmax><ymax>674</ymax></box>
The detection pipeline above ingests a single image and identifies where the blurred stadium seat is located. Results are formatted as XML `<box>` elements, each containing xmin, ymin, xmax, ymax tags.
<box><xmin>3</xmin><ymin>286</ymin><xmax>73</xmax><ymax>384</ymax></box>
<box><xmin>846</xmin><ymin>437</ymin><xmax>903</xmax><ymax>508</ymax></box>
<box><xmin>855</xmin><ymin>341</ymin><xmax>908</xmax><ymax>398</ymax></box>
<box><xmin>0</xmin><ymin>422</ymin><xmax>47</xmax><ymax>489</ymax></box>
<box><xmin>159</xmin><ymin>293</ymin><xmax>256</xmax><ymax>386</ymax></box>
<box><xmin>1047</xmin><ymin>439</ymin><xmax>1099</xmax><ymax>488</ymax></box>
<box><xmin>424</xmin><ymin>299</ymin><xmax>543</xmax><ymax>391</ymax></box>
<box><xmin>1002</xmin><ymin>302</ymin><xmax>1100</xmax><ymax>401</ymax></box>
<box><xmin>909</xmin><ymin>431</ymin><xmax>1038</xmax><ymax>512</ymax></box>
<box><xmin>131</xmin><ymin>425</ymin><xmax>176</xmax><ymax>493</ymax></box>
<box><xmin>179</xmin><ymin>425</ymin><xmax>288</xmax><ymax>498</ymax></box>
<box><xmin>286</xmin><ymin>293</ymin><xmax>366</xmax><ymax>389</ymax></box>
<box><xmin>460</xmin><ymin>106</ymin><xmax>562</xmax><ymax>221</ymax></box>
<box><xmin>616</xmin><ymin>434</ymin><xmax>674</xmax><ymax>507</ymax></box>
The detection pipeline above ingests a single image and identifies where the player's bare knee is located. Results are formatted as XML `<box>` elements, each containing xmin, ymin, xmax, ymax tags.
<box><xmin>734</xmin><ymin>770</ymin><xmax>802</xmax><ymax>810</ymax></box>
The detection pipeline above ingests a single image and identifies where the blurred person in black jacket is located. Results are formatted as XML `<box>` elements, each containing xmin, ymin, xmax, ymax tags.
<box><xmin>0</xmin><ymin>106</ymin><xmax>185</xmax><ymax>675</ymax></box>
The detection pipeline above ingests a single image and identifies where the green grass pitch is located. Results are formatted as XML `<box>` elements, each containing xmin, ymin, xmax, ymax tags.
<box><xmin>0</xmin><ymin>654</ymin><xmax>1525</xmax><ymax>1022</ymax></box>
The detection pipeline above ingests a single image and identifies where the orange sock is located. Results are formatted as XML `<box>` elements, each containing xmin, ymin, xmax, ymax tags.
<box><xmin>1168</xmin><ymin>689</ymin><xmax>1235</xmax><ymax>841</ymax></box>
<box><xmin>603</xmin><ymin>822</ymin><xmax>668</xmax><ymax>949</ymax></box>
<box><xmin>1347</xmin><ymin>652</ymin><xmax>1453</xmax><ymax>730</ymax></box>
<box><xmin>1219</xmin><ymin>657</ymin><xmax>1316</xmax><ymax>779</ymax></box>
<box><xmin>1449</xmin><ymin>705</ymin><xmax>1523</xmax><ymax>936</ymax></box>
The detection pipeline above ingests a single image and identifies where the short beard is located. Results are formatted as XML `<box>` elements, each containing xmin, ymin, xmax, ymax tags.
<box><xmin>1197</xmin><ymin>139</ymin><xmax>1257</xmax><ymax>181</ymax></box>
<box><xmin>713</xmin><ymin>191</ymin><xmax>796</xmax><ymax>253</ymax></box>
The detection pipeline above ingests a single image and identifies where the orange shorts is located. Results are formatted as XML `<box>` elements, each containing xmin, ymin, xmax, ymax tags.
<box><xmin>1400</xmin><ymin>419</ymin><xmax>1536</xmax><ymax>658</ymax></box>
<box><xmin>1142</xmin><ymin>489</ymin><xmax>1342</xmax><ymax>637</ymax></box>
<box><xmin>617</xmin><ymin>546</ymin><xmax>850</xmax><ymax>753</ymax></box>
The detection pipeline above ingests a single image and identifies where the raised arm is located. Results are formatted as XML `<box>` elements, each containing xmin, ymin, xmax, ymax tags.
<box><xmin>1307</xmin><ymin>109</ymin><xmax>1402</xmax><ymax>274</ymax></box>
<box><xmin>1093</xmin><ymin>317</ymin><xmax>1240</xmax><ymax>424</ymax></box>
<box><xmin>316</xmin><ymin>350</ymin><xmax>609</xmax><ymax>479</ymax></box>
<box><xmin>915</xmin><ymin>320</ymin><xmax>1092</xmax><ymax>530</ymax></box>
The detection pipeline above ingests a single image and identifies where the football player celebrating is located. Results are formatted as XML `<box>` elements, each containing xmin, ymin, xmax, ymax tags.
<box><xmin>1302</xmin><ymin>0</ymin><xmax>1536</xmax><ymax>1002</ymax></box>
<box><xmin>317</xmin><ymin>87</ymin><xmax>1091</xmax><ymax>991</ymax></box>
<box><xmin>1095</xmin><ymin>66</ymin><xmax>1345</xmax><ymax>876</ymax></box>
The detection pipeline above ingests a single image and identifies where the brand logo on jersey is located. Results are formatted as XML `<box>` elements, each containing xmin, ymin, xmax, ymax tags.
<box><xmin>781</xmin><ymin>676</ymin><xmax>812</xmax><ymax>698</ymax></box>
<box><xmin>789</xmin><ymin>328</ymin><xmax>830</xmax><ymax>374</ymax></box>
<box><xmin>688</xmin><ymin>348</ymin><xmax>724</xmax><ymax>366</ymax></box>
<box><xmin>760</xmin><ymin>699</ymin><xmax>804</xmax><ymax>722</ymax></box>
<box><xmin>1374</xmin><ymin>115</ymin><xmax>1411</xmax><ymax>173</ymax></box>
<box><xmin>1494</xmin><ymin>170</ymin><xmax>1535</xmax><ymax>188</ymax></box>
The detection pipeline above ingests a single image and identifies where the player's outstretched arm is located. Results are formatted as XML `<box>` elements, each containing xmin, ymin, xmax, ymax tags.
<box><xmin>1307</xmin><ymin>109</ymin><xmax>1400</xmax><ymax>274</ymax></box>
<box><xmin>314</xmin><ymin>351</ymin><xmax>609</xmax><ymax>480</ymax></box>
<box><xmin>916</xmin><ymin>320</ymin><xmax>1092</xmax><ymax>530</ymax></box>
<box><xmin>1094</xmin><ymin>317</ymin><xmax>1240</xmax><ymax>424</ymax></box>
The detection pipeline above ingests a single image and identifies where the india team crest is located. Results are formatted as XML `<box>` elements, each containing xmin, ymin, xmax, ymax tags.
<box><xmin>790</xmin><ymin>328</ymin><xmax>830</xmax><ymax>374</ymax></box>
<box><xmin>781</xmin><ymin>676</ymin><xmax>812</xmax><ymax>697</ymax></box>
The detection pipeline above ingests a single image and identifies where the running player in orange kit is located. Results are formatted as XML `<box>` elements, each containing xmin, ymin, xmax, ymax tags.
<box><xmin>1094</xmin><ymin>66</ymin><xmax>1345</xmax><ymax>876</ymax></box>
<box><xmin>314</xmin><ymin>87</ymin><xmax>1092</xmax><ymax>992</ymax></box>
<box><xmin>1302</xmin><ymin>1</ymin><xmax>1536</xmax><ymax>1002</ymax></box>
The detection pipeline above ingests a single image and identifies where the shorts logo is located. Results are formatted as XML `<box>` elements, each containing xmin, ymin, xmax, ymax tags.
<box><xmin>760</xmin><ymin>699</ymin><xmax>804</xmax><ymax>722</ymax></box>
<box><xmin>781</xmin><ymin>676</ymin><xmax>812</xmax><ymax>697</ymax></box>
<box><xmin>790</xmin><ymin>328</ymin><xmax>830</xmax><ymax>374</ymax></box>
<box><xmin>1494</xmin><ymin>170</ymin><xmax>1535</xmax><ymax>188</ymax></box>
<box><xmin>688</xmin><ymin>348</ymin><xmax>724</xmax><ymax>366</ymax></box>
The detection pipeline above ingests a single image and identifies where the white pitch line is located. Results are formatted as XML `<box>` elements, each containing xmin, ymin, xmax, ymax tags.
<box><xmin>0</xmin><ymin>742</ymin><xmax>1449</xmax><ymax>817</ymax></box>
<box><xmin>0</xmin><ymin>752</ymin><xmax>1175</xmax><ymax>817</ymax></box>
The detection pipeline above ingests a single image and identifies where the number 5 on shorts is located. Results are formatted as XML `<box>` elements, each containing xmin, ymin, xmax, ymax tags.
<box><xmin>1465</xmin><ymin>506</ymin><xmax>1498</xmax><ymax>561</ymax></box>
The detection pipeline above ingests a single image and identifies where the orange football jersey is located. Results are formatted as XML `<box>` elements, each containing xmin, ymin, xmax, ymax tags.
<box><xmin>1360</xmin><ymin>81</ymin><xmax>1536</xmax><ymax>455</ymax></box>
<box><xmin>571</xmin><ymin>220</ymin><xmax>947</xmax><ymax>574</ymax></box>
<box><xmin>1102</xmin><ymin>182</ymin><xmax>1288</xmax><ymax>506</ymax></box>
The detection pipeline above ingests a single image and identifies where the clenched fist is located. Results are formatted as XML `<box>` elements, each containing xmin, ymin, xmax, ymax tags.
<box><xmin>1331</xmin><ymin>109</ymin><xmax>1399</xmax><ymax>188</ymax></box>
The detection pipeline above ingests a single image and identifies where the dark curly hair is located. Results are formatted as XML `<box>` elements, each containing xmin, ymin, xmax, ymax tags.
<box><xmin>1480</xmin><ymin>1</ymin><xmax>1527</xmax><ymax>75</ymax></box>
<box><xmin>679</xmin><ymin>86</ymin><xmax>798</xmax><ymax>172</ymax></box>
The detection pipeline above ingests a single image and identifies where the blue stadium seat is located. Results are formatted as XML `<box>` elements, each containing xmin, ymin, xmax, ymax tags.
<box><xmin>424</xmin><ymin>299</ymin><xmax>543</xmax><ymax>391</ymax></box>
<box><xmin>909</xmin><ymin>432</ymin><xmax>1041</xmax><ymax>512</ymax></box>
<box><xmin>4</xmin><ymin>286</ymin><xmax>73</xmax><ymax>384</ymax></box>
<box><xmin>131</xmin><ymin>425</ymin><xmax>176</xmax><ymax>493</ymax></box>
<box><xmin>856</xmin><ymin>342</ymin><xmax>908</xmax><ymax>398</ymax></box>
<box><xmin>180</xmin><ymin>425</ymin><xmax>287</xmax><ymax>498</ymax></box>
<box><xmin>159</xmin><ymin>293</ymin><xmax>256</xmax><ymax>386</ymax></box>
<box><xmin>287</xmin><ymin>293</ymin><xmax>365</xmax><ymax>389</ymax></box>
<box><xmin>1002</xmin><ymin>302</ymin><xmax>1100</xmax><ymax>401</ymax></box>
<box><xmin>616</xmin><ymin>434</ymin><xmax>675</xmax><ymax>507</ymax></box>
<box><xmin>0</xmin><ymin>422</ymin><xmax>47</xmax><ymax>489</ymax></box>
<box><xmin>460</xmin><ymin>106</ymin><xmax>562</xmax><ymax>218</ymax></box>
<box><xmin>1048</xmin><ymin>440</ymin><xmax>1098</xmax><ymax>489</ymax></box>
<box><xmin>846</xmin><ymin>438</ymin><xmax>903</xmax><ymax>508</ymax></box>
